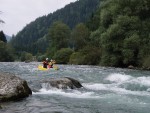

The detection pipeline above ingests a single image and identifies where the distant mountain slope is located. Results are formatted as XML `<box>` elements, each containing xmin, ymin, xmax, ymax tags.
<box><xmin>5</xmin><ymin>34</ymin><xmax>11</xmax><ymax>42</ymax></box>
<box><xmin>10</xmin><ymin>0</ymin><xmax>100</xmax><ymax>54</ymax></box>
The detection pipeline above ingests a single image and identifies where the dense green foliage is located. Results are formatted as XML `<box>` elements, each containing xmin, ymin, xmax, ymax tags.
<box><xmin>0</xmin><ymin>30</ymin><xmax>15</xmax><ymax>61</ymax></box>
<box><xmin>20</xmin><ymin>51</ymin><xmax>33</xmax><ymax>62</ymax></box>
<box><xmin>69</xmin><ymin>0</ymin><xmax>150</xmax><ymax>68</ymax></box>
<box><xmin>0</xmin><ymin>41</ymin><xmax>15</xmax><ymax>61</ymax></box>
<box><xmin>53</xmin><ymin>48</ymin><xmax>74</xmax><ymax>64</ymax></box>
<box><xmin>95</xmin><ymin>0</ymin><xmax>150</xmax><ymax>68</ymax></box>
<box><xmin>69</xmin><ymin>46</ymin><xmax>101</xmax><ymax>65</ymax></box>
<box><xmin>36</xmin><ymin>54</ymin><xmax>46</xmax><ymax>62</ymax></box>
<box><xmin>46</xmin><ymin>21</ymin><xmax>71</xmax><ymax>57</ymax></box>
<box><xmin>7</xmin><ymin>0</ymin><xmax>150</xmax><ymax>69</ymax></box>
<box><xmin>71</xmin><ymin>23</ymin><xmax>90</xmax><ymax>50</ymax></box>
<box><xmin>10</xmin><ymin>0</ymin><xmax>100</xmax><ymax>55</ymax></box>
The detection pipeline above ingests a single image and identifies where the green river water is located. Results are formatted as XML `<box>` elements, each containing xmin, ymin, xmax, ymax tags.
<box><xmin>0</xmin><ymin>62</ymin><xmax>150</xmax><ymax>113</ymax></box>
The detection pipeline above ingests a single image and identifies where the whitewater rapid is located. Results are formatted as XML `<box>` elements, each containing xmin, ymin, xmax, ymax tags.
<box><xmin>33</xmin><ymin>72</ymin><xmax>150</xmax><ymax>99</ymax></box>
<box><xmin>0</xmin><ymin>62</ymin><xmax>150</xmax><ymax>113</ymax></box>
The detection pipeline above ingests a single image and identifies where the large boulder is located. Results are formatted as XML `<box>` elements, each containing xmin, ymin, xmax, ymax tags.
<box><xmin>42</xmin><ymin>77</ymin><xmax>83</xmax><ymax>89</ymax></box>
<box><xmin>0</xmin><ymin>72</ymin><xmax>32</xmax><ymax>102</ymax></box>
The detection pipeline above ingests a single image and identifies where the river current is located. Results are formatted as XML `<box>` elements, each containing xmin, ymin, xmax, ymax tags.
<box><xmin>0</xmin><ymin>62</ymin><xmax>150</xmax><ymax>113</ymax></box>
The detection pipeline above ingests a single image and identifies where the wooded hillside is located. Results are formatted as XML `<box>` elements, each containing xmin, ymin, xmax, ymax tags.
<box><xmin>10</xmin><ymin>0</ymin><xmax>100</xmax><ymax>54</ymax></box>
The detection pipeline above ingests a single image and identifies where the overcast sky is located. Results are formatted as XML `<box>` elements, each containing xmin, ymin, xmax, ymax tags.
<box><xmin>0</xmin><ymin>0</ymin><xmax>77</xmax><ymax>36</ymax></box>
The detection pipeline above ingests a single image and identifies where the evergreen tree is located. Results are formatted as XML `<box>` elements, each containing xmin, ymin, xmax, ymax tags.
<box><xmin>10</xmin><ymin>0</ymin><xmax>100</xmax><ymax>55</ymax></box>
<box><xmin>0</xmin><ymin>31</ymin><xmax>7</xmax><ymax>43</ymax></box>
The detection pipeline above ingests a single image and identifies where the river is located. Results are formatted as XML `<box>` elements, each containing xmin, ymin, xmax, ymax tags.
<box><xmin>0</xmin><ymin>62</ymin><xmax>150</xmax><ymax>113</ymax></box>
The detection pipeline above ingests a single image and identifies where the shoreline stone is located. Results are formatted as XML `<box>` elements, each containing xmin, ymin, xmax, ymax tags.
<box><xmin>0</xmin><ymin>72</ymin><xmax>32</xmax><ymax>102</ymax></box>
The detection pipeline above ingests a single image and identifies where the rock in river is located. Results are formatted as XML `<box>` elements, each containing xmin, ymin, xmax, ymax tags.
<box><xmin>42</xmin><ymin>77</ymin><xmax>83</xmax><ymax>89</ymax></box>
<box><xmin>0</xmin><ymin>72</ymin><xmax>32</xmax><ymax>102</ymax></box>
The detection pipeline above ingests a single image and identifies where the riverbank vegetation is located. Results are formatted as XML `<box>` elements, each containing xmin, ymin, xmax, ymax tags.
<box><xmin>0</xmin><ymin>31</ymin><xmax>15</xmax><ymax>61</ymax></box>
<box><xmin>1</xmin><ymin>0</ymin><xmax>150</xmax><ymax>70</ymax></box>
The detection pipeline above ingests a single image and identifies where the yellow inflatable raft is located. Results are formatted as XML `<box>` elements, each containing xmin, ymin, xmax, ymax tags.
<box><xmin>38</xmin><ymin>65</ymin><xmax>59</xmax><ymax>71</ymax></box>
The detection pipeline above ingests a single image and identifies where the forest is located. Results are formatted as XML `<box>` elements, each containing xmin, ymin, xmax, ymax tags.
<box><xmin>10</xmin><ymin>0</ymin><xmax>100</xmax><ymax>55</ymax></box>
<box><xmin>1</xmin><ymin>0</ymin><xmax>150</xmax><ymax>69</ymax></box>
<box><xmin>0</xmin><ymin>31</ymin><xmax>14</xmax><ymax>61</ymax></box>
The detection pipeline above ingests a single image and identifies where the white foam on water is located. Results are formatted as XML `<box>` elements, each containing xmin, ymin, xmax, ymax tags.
<box><xmin>110</xmin><ymin>86</ymin><xmax>150</xmax><ymax>96</ymax></box>
<box><xmin>18</xmin><ymin>63</ymin><xmax>37</xmax><ymax>72</ymax></box>
<box><xmin>29</xmin><ymin>67</ymin><xmax>39</xmax><ymax>72</ymax></box>
<box><xmin>105</xmin><ymin>73</ymin><xmax>150</xmax><ymax>88</ymax></box>
<box><xmin>83</xmin><ymin>82</ymin><xmax>150</xmax><ymax>96</ymax></box>
<box><xmin>136</xmin><ymin>76</ymin><xmax>150</xmax><ymax>86</ymax></box>
<box><xmin>105</xmin><ymin>73</ymin><xmax>132</xmax><ymax>83</ymax></box>
<box><xmin>83</xmin><ymin>83</ymin><xmax>109</xmax><ymax>91</ymax></box>
<box><xmin>33</xmin><ymin>88</ymin><xmax>100</xmax><ymax>99</ymax></box>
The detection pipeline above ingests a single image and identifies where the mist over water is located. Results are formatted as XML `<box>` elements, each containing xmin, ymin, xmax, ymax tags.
<box><xmin>0</xmin><ymin>62</ymin><xmax>150</xmax><ymax>113</ymax></box>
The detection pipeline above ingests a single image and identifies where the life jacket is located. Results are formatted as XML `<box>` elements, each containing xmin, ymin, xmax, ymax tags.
<box><xmin>49</xmin><ymin>62</ymin><xmax>53</xmax><ymax>68</ymax></box>
<box><xmin>43</xmin><ymin>60</ymin><xmax>49</xmax><ymax>68</ymax></box>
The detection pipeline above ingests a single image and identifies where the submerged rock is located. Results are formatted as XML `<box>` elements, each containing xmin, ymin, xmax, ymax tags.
<box><xmin>24</xmin><ymin>60</ymin><xmax>30</xmax><ymax>63</ymax></box>
<box><xmin>128</xmin><ymin>65</ymin><xmax>134</xmax><ymax>69</ymax></box>
<box><xmin>42</xmin><ymin>77</ymin><xmax>83</xmax><ymax>89</ymax></box>
<box><xmin>0</xmin><ymin>72</ymin><xmax>32</xmax><ymax>102</ymax></box>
